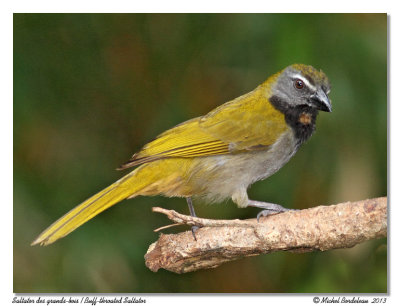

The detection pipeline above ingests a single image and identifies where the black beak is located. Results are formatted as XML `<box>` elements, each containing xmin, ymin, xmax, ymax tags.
<box><xmin>310</xmin><ymin>89</ymin><xmax>332</xmax><ymax>112</ymax></box>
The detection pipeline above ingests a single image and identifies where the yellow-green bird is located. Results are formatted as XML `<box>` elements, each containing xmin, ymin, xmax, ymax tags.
<box><xmin>32</xmin><ymin>64</ymin><xmax>331</xmax><ymax>246</ymax></box>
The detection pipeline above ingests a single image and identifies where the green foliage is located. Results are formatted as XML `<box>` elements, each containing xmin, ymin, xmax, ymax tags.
<box><xmin>14</xmin><ymin>13</ymin><xmax>387</xmax><ymax>293</ymax></box>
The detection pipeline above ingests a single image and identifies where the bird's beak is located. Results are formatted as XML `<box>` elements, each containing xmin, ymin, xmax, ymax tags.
<box><xmin>310</xmin><ymin>89</ymin><xmax>332</xmax><ymax>112</ymax></box>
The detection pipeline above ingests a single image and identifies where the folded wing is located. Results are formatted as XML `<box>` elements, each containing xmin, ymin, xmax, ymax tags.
<box><xmin>118</xmin><ymin>88</ymin><xmax>288</xmax><ymax>170</ymax></box>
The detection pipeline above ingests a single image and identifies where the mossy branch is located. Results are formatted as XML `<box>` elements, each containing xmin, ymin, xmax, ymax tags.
<box><xmin>144</xmin><ymin>197</ymin><xmax>387</xmax><ymax>274</ymax></box>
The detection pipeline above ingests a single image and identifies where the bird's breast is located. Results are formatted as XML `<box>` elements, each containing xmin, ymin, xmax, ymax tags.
<box><xmin>246</xmin><ymin>129</ymin><xmax>300</xmax><ymax>182</ymax></box>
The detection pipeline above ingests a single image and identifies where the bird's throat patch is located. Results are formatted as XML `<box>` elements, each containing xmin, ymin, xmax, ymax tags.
<box><xmin>269</xmin><ymin>95</ymin><xmax>318</xmax><ymax>144</ymax></box>
<box><xmin>299</xmin><ymin>112</ymin><xmax>312</xmax><ymax>125</ymax></box>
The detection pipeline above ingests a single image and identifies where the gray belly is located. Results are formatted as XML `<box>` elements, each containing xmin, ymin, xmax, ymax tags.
<box><xmin>188</xmin><ymin>129</ymin><xmax>299</xmax><ymax>203</ymax></box>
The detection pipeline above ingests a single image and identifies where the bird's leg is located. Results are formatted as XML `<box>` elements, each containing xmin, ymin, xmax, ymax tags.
<box><xmin>186</xmin><ymin>197</ymin><xmax>201</xmax><ymax>240</ymax></box>
<box><xmin>232</xmin><ymin>190</ymin><xmax>297</xmax><ymax>222</ymax></box>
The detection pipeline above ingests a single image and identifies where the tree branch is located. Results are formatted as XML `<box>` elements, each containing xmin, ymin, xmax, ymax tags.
<box><xmin>145</xmin><ymin>197</ymin><xmax>387</xmax><ymax>274</ymax></box>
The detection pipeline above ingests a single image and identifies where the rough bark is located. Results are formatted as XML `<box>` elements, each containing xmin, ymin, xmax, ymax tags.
<box><xmin>144</xmin><ymin>197</ymin><xmax>387</xmax><ymax>274</ymax></box>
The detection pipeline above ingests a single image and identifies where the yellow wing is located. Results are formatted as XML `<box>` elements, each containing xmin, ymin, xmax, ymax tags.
<box><xmin>118</xmin><ymin>84</ymin><xmax>288</xmax><ymax>170</ymax></box>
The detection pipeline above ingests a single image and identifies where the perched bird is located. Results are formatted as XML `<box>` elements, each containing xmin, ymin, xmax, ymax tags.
<box><xmin>32</xmin><ymin>64</ymin><xmax>331</xmax><ymax>246</ymax></box>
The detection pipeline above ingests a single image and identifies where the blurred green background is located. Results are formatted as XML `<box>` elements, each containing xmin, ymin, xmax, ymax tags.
<box><xmin>14</xmin><ymin>13</ymin><xmax>387</xmax><ymax>293</ymax></box>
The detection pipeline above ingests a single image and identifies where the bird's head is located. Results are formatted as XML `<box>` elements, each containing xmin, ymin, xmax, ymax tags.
<box><xmin>270</xmin><ymin>64</ymin><xmax>332</xmax><ymax>113</ymax></box>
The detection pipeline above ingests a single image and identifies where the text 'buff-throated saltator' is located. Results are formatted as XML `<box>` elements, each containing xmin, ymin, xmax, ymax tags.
<box><xmin>32</xmin><ymin>64</ymin><xmax>332</xmax><ymax>246</ymax></box>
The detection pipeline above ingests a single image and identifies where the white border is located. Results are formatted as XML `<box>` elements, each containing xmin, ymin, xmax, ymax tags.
<box><xmin>3</xmin><ymin>1</ymin><xmax>398</xmax><ymax>305</ymax></box>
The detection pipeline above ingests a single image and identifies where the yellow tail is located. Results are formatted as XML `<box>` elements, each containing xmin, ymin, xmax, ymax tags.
<box><xmin>32</xmin><ymin>158</ymin><xmax>190</xmax><ymax>246</ymax></box>
<box><xmin>31</xmin><ymin>170</ymin><xmax>141</xmax><ymax>246</ymax></box>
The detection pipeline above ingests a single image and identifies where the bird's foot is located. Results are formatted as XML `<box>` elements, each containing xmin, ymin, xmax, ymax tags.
<box><xmin>256</xmin><ymin>207</ymin><xmax>299</xmax><ymax>222</ymax></box>
<box><xmin>187</xmin><ymin>197</ymin><xmax>202</xmax><ymax>241</ymax></box>
<box><xmin>255</xmin><ymin>209</ymin><xmax>283</xmax><ymax>221</ymax></box>
<box><xmin>246</xmin><ymin>200</ymin><xmax>298</xmax><ymax>222</ymax></box>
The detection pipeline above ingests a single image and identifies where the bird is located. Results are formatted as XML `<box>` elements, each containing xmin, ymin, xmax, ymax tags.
<box><xmin>31</xmin><ymin>63</ymin><xmax>331</xmax><ymax>246</ymax></box>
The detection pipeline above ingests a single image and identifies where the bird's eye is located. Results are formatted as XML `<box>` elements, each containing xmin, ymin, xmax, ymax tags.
<box><xmin>294</xmin><ymin>79</ymin><xmax>304</xmax><ymax>89</ymax></box>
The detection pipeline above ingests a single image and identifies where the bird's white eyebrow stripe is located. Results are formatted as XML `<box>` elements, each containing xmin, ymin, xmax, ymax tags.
<box><xmin>292</xmin><ymin>74</ymin><xmax>317</xmax><ymax>91</ymax></box>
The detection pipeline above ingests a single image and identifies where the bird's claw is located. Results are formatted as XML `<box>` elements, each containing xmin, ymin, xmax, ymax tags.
<box><xmin>257</xmin><ymin>208</ymin><xmax>299</xmax><ymax>222</ymax></box>
<box><xmin>191</xmin><ymin>225</ymin><xmax>200</xmax><ymax>241</ymax></box>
